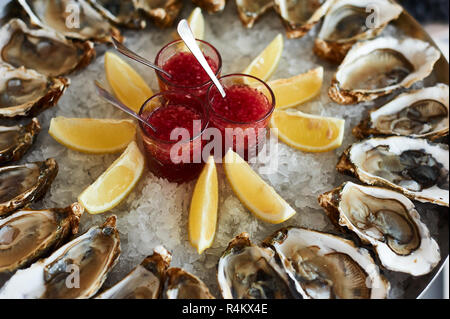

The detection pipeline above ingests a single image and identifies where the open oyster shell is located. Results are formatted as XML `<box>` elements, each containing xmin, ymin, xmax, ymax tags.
<box><xmin>314</xmin><ymin>0</ymin><xmax>403</xmax><ymax>63</ymax></box>
<box><xmin>329</xmin><ymin>37</ymin><xmax>441</xmax><ymax>105</ymax></box>
<box><xmin>337</xmin><ymin>136</ymin><xmax>449</xmax><ymax>206</ymax></box>
<box><xmin>0</xmin><ymin>216</ymin><xmax>120</xmax><ymax>299</ymax></box>
<box><xmin>0</xmin><ymin>203</ymin><xmax>84</xmax><ymax>274</ymax></box>
<box><xmin>0</xmin><ymin>118</ymin><xmax>40</xmax><ymax>164</ymax></box>
<box><xmin>162</xmin><ymin>267</ymin><xmax>214</xmax><ymax>299</ymax></box>
<box><xmin>263</xmin><ymin>227</ymin><xmax>390</xmax><ymax>299</ymax></box>
<box><xmin>353</xmin><ymin>84</ymin><xmax>449</xmax><ymax>140</ymax></box>
<box><xmin>217</xmin><ymin>233</ymin><xmax>296</xmax><ymax>299</ymax></box>
<box><xmin>192</xmin><ymin>0</ymin><xmax>226</xmax><ymax>14</ymax></box>
<box><xmin>96</xmin><ymin>246</ymin><xmax>172</xmax><ymax>299</ymax></box>
<box><xmin>319</xmin><ymin>182</ymin><xmax>441</xmax><ymax>276</ymax></box>
<box><xmin>0</xmin><ymin>63</ymin><xmax>69</xmax><ymax>118</ymax></box>
<box><xmin>86</xmin><ymin>0</ymin><xmax>147</xmax><ymax>29</ymax></box>
<box><xmin>18</xmin><ymin>0</ymin><xmax>122</xmax><ymax>43</ymax></box>
<box><xmin>134</xmin><ymin>0</ymin><xmax>183</xmax><ymax>27</ymax></box>
<box><xmin>274</xmin><ymin>0</ymin><xmax>335</xmax><ymax>39</ymax></box>
<box><xmin>0</xmin><ymin>19</ymin><xmax>95</xmax><ymax>77</ymax></box>
<box><xmin>236</xmin><ymin>0</ymin><xmax>273</xmax><ymax>28</ymax></box>
<box><xmin>0</xmin><ymin>159</ymin><xmax>58</xmax><ymax>217</ymax></box>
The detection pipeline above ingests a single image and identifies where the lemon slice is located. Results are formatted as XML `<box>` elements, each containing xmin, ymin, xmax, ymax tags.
<box><xmin>189</xmin><ymin>156</ymin><xmax>218</xmax><ymax>254</ymax></box>
<box><xmin>224</xmin><ymin>150</ymin><xmax>296</xmax><ymax>224</ymax></box>
<box><xmin>79</xmin><ymin>141</ymin><xmax>145</xmax><ymax>214</ymax></box>
<box><xmin>243</xmin><ymin>34</ymin><xmax>284</xmax><ymax>82</ymax></box>
<box><xmin>269</xmin><ymin>67</ymin><xmax>323</xmax><ymax>109</ymax></box>
<box><xmin>105</xmin><ymin>52</ymin><xmax>153</xmax><ymax>113</ymax></box>
<box><xmin>270</xmin><ymin>110</ymin><xmax>345</xmax><ymax>153</ymax></box>
<box><xmin>188</xmin><ymin>7</ymin><xmax>205</xmax><ymax>40</ymax></box>
<box><xmin>49</xmin><ymin>117</ymin><xmax>136</xmax><ymax>154</ymax></box>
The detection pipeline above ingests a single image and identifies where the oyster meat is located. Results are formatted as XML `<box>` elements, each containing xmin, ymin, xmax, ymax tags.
<box><xmin>192</xmin><ymin>0</ymin><xmax>226</xmax><ymax>14</ymax></box>
<box><xmin>87</xmin><ymin>0</ymin><xmax>146</xmax><ymax>29</ymax></box>
<box><xmin>236</xmin><ymin>0</ymin><xmax>273</xmax><ymax>28</ymax></box>
<box><xmin>134</xmin><ymin>0</ymin><xmax>183</xmax><ymax>27</ymax></box>
<box><xmin>353</xmin><ymin>84</ymin><xmax>449</xmax><ymax>140</ymax></box>
<box><xmin>0</xmin><ymin>216</ymin><xmax>121</xmax><ymax>299</ymax></box>
<box><xmin>264</xmin><ymin>227</ymin><xmax>390</xmax><ymax>299</ymax></box>
<box><xmin>314</xmin><ymin>0</ymin><xmax>403</xmax><ymax>63</ymax></box>
<box><xmin>0</xmin><ymin>203</ymin><xmax>84</xmax><ymax>274</ymax></box>
<box><xmin>0</xmin><ymin>19</ymin><xmax>95</xmax><ymax>77</ymax></box>
<box><xmin>0</xmin><ymin>118</ymin><xmax>40</xmax><ymax>164</ymax></box>
<box><xmin>337</xmin><ymin>136</ymin><xmax>449</xmax><ymax>206</ymax></box>
<box><xmin>18</xmin><ymin>0</ymin><xmax>122</xmax><ymax>43</ymax></box>
<box><xmin>96</xmin><ymin>246</ymin><xmax>172</xmax><ymax>299</ymax></box>
<box><xmin>162</xmin><ymin>268</ymin><xmax>214</xmax><ymax>299</ymax></box>
<box><xmin>319</xmin><ymin>182</ymin><xmax>441</xmax><ymax>276</ymax></box>
<box><xmin>274</xmin><ymin>0</ymin><xmax>335</xmax><ymax>39</ymax></box>
<box><xmin>0</xmin><ymin>159</ymin><xmax>58</xmax><ymax>217</ymax></box>
<box><xmin>329</xmin><ymin>37</ymin><xmax>441</xmax><ymax>104</ymax></box>
<box><xmin>217</xmin><ymin>233</ymin><xmax>296</xmax><ymax>299</ymax></box>
<box><xmin>0</xmin><ymin>63</ymin><xmax>69</xmax><ymax>118</ymax></box>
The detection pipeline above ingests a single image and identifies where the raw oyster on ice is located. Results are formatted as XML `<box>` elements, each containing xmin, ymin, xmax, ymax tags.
<box><xmin>0</xmin><ymin>118</ymin><xmax>40</xmax><ymax>164</ymax></box>
<box><xmin>319</xmin><ymin>182</ymin><xmax>441</xmax><ymax>276</ymax></box>
<box><xmin>192</xmin><ymin>0</ymin><xmax>226</xmax><ymax>13</ymax></box>
<box><xmin>0</xmin><ymin>216</ymin><xmax>121</xmax><ymax>299</ymax></box>
<box><xmin>314</xmin><ymin>0</ymin><xmax>402</xmax><ymax>63</ymax></box>
<box><xmin>0</xmin><ymin>159</ymin><xmax>58</xmax><ymax>217</ymax></box>
<box><xmin>133</xmin><ymin>0</ymin><xmax>183</xmax><ymax>27</ymax></box>
<box><xmin>236</xmin><ymin>0</ymin><xmax>273</xmax><ymax>28</ymax></box>
<box><xmin>87</xmin><ymin>0</ymin><xmax>146</xmax><ymax>29</ymax></box>
<box><xmin>18</xmin><ymin>0</ymin><xmax>122</xmax><ymax>43</ymax></box>
<box><xmin>96</xmin><ymin>246</ymin><xmax>172</xmax><ymax>299</ymax></box>
<box><xmin>263</xmin><ymin>227</ymin><xmax>390</xmax><ymax>299</ymax></box>
<box><xmin>328</xmin><ymin>37</ymin><xmax>441</xmax><ymax>104</ymax></box>
<box><xmin>353</xmin><ymin>84</ymin><xmax>449</xmax><ymax>140</ymax></box>
<box><xmin>0</xmin><ymin>63</ymin><xmax>69</xmax><ymax>118</ymax></box>
<box><xmin>0</xmin><ymin>19</ymin><xmax>95</xmax><ymax>77</ymax></box>
<box><xmin>273</xmin><ymin>0</ymin><xmax>335</xmax><ymax>39</ymax></box>
<box><xmin>0</xmin><ymin>203</ymin><xmax>84</xmax><ymax>274</ymax></box>
<box><xmin>162</xmin><ymin>268</ymin><xmax>215</xmax><ymax>299</ymax></box>
<box><xmin>217</xmin><ymin>233</ymin><xmax>296</xmax><ymax>299</ymax></box>
<box><xmin>337</xmin><ymin>136</ymin><xmax>449</xmax><ymax>206</ymax></box>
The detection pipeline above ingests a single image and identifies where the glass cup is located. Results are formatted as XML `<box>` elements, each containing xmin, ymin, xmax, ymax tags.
<box><xmin>155</xmin><ymin>39</ymin><xmax>222</xmax><ymax>100</ymax></box>
<box><xmin>206</xmin><ymin>74</ymin><xmax>275</xmax><ymax>161</ymax></box>
<box><xmin>139</xmin><ymin>91</ymin><xmax>209</xmax><ymax>183</ymax></box>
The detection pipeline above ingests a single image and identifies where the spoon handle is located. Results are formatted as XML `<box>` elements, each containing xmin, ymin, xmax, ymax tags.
<box><xmin>177</xmin><ymin>20</ymin><xmax>226</xmax><ymax>98</ymax></box>
<box><xmin>94</xmin><ymin>81</ymin><xmax>157</xmax><ymax>133</ymax></box>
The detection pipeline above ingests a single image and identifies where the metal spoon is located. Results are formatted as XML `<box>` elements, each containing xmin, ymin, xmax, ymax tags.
<box><xmin>94</xmin><ymin>80</ymin><xmax>157</xmax><ymax>133</ymax></box>
<box><xmin>177</xmin><ymin>19</ymin><xmax>226</xmax><ymax>98</ymax></box>
<box><xmin>111</xmin><ymin>37</ymin><xmax>172</xmax><ymax>79</ymax></box>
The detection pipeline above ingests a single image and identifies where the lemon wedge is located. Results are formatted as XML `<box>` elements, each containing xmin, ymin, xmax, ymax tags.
<box><xmin>269</xmin><ymin>67</ymin><xmax>323</xmax><ymax>109</ymax></box>
<box><xmin>105</xmin><ymin>52</ymin><xmax>153</xmax><ymax>113</ymax></box>
<box><xmin>243</xmin><ymin>34</ymin><xmax>284</xmax><ymax>82</ymax></box>
<box><xmin>49</xmin><ymin>117</ymin><xmax>136</xmax><ymax>154</ymax></box>
<box><xmin>224</xmin><ymin>150</ymin><xmax>296</xmax><ymax>224</ymax></box>
<box><xmin>78</xmin><ymin>141</ymin><xmax>145</xmax><ymax>214</ymax></box>
<box><xmin>189</xmin><ymin>156</ymin><xmax>219</xmax><ymax>254</ymax></box>
<box><xmin>188</xmin><ymin>7</ymin><xmax>205</xmax><ymax>40</ymax></box>
<box><xmin>270</xmin><ymin>110</ymin><xmax>345</xmax><ymax>153</ymax></box>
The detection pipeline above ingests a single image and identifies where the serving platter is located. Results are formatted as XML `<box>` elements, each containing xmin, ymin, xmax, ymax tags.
<box><xmin>0</xmin><ymin>1</ymin><xmax>448</xmax><ymax>299</ymax></box>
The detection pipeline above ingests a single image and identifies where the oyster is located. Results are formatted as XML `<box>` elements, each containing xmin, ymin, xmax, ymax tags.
<box><xmin>314</xmin><ymin>0</ymin><xmax>403</xmax><ymax>63</ymax></box>
<box><xmin>236</xmin><ymin>0</ymin><xmax>273</xmax><ymax>28</ymax></box>
<box><xmin>0</xmin><ymin>63</ymin><xmax>69</xmax><ymax>118</ymax></box>
<box><xmin>0</xmin><ymin>19</ymin><xmax>95</xmax><ymax>77</ymax></box>
<box><xmin>162</xmin><ymin>268</ymin><xmax>214</xmax><ymax>299</ymax></box>
<box><xmin>0</xmin><ymin>203</ymin><xmax>84</xmax><ymax>274</ymax></box>
<box><xmin>192</xmin><ymin>0</ymin><xmax>225</xmax><ymax>14</ymax></box>
<box><xmin>273</xmin><ymin>0</ymin><xmax>335</xmax><ymax>39</ymax></box>
<box><xmin>18</xmin><ymin>0</ymin><xmax>122</xmax><ymax>43</ymax></box>
<box><xmin>337</xmin><ymin>136</ymin><xmax>449</xmax><ymax>206</ymax></box>
<box><xmin>319</xmin><ymin>182</ymin><xmax>441</xmax><ymax>276</ymax></box>
<box><xmin>134</xmin><ymin>0</ymin><xmax>183</xmax><ymax>27</ymax></box>
<box><xmin>0</xmin><ymin>118</ymin><xmax>40</xmax><ymax>164</ymax></box>
<box><xmin>263</xmin><ymin>227</ymin><xmax>390</xmax><ymax>299</ymax></box>
<box><xmin>0</xmin><ymin>159</ymin><xmax>58</xmax><ymax>217</ymax></box>
<box><xmin>86</xmin><ymin>0</ymin><xmax>146</xmax><ymax>29</ymax></box>
<box><xmin>96</xmin><ymin>246</ymin><xmax>172</xmax><ymax>299</ymax></box>
<box><xmin>353</xmin><ymin>84</ymin><xmax>449</xmax><ymax>140</ymax></box>
<box><xmin>0</xmin><ymin>216</ymin><xmax>121</xmax><ymax>299</ymax></box>
<box><xmin>217</xmin><ymin>233</ymin><xmax>296</xmax><ymax>299</ymax></box>
<box><xmin>329</xmin><ymin>37</ymin><xmax>441</xmax><ymax>104</ymax></box>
